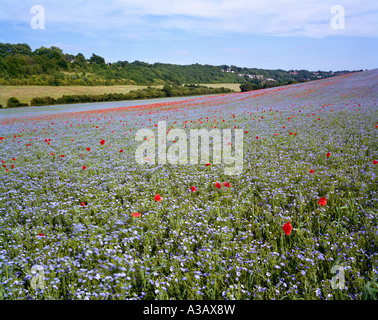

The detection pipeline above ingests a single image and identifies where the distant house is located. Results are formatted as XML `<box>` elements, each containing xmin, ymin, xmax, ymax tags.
<box><xmin>224</xmin><ymin>68</ymin><xmax>234</xmax><ymax>73</ymax></box>
<box><xmin>250</xmin><ymin>75</ymin><xmax>264</xmax><ymax>80</ymax></box>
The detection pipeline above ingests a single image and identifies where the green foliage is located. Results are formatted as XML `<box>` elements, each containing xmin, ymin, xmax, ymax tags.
<box><xmin>162</xmin><ymin>84</ymin><xmax>173</xmax><ymax>97</ymax></box>
<box><xmin>7</xmin><ymin>97</ymin><xmax>19</xmax><ymax>107</ymax></box>
<box><xmin>30</xmin><ymin>96</ymin><xmax>57</xmax><ymax>106</ymax></box>
<box><xmin>6</xmin><ymin>97</ymin><xmax>28</xmax><ymax>108</ymax></box>
<box><xmin>240</xmin><ymin>83</ymin><xmax>258</xmax><ymax>92</ymax></box>
<box><xmin>29</xmin><ymin>86</ymin><xmax>233</xmax><ymax>106</ymax></box>
<box><xmin>0</xmin><ymin>42</ymin><xmax>358</xmax><ymax>87</ymax></box>
<box><xmin>89</xmin><ymin>53</ymin><xmax>105</xmax><ymax>65</ymax></box>
<box><xmin>0</xmin><ymin>43</ymin><xmax>32</xmax><ymax>57</ymax></box>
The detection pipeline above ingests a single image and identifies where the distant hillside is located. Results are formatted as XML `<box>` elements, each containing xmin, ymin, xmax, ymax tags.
<box><xmin>0</xmin><ymin>42</ymin><xmax>360</xmax><ymax>87</ymax></box>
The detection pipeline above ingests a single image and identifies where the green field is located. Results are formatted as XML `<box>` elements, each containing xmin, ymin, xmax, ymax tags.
<box><xmin>0</xmin><ymin>85</ymin><xmax>162</xmax><ymax>107</ymax></box>
<box><xmin>0</xmin><ymin>84</ymin><xmax>240</xmax><ymax>107</ymax></box>
<box><xmin>201</xmin><ymin>83</ymin><xmax>242</xmax><ymax>92</ymax></box>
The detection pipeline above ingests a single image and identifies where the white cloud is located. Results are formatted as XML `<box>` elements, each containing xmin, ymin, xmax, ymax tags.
<box><xmin>174</xmin><ymin>50</ymin><xmax>190</xmax><ymax>55</ymax></box>
<box><xmin>221</xmin><ymin>48</ymin><xmax>247</xmax><ymax>54</ymax></box>
<box><xmin>0</xmin><ymin>0</ymin><xmax>377</xmax><ymax>38</ymax></box>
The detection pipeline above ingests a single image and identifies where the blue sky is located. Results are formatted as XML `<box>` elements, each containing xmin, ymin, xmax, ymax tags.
<box><xmin>0</xmin><ymin>0</ymin><xmax>377</xmax><ymax>71</ymax></box>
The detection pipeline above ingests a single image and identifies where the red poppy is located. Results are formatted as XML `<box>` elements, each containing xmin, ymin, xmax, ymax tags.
<box><xmin>100</xmin><ymin>139</ymin><xmax>105</xmax><ymax>145</ymax></box>
<box><xmin>214</xmin><ymin>182</ymin><xmax>222</xmax><ymax>189</ymax></box>
<box><xmin>223</xmin><ymin>182</ymin><xmax>230</xmax><ymax>188</ymax></box>
<box><xmin>80</xmin><ymin>202</ymin><xmax>86</xmax><ymax>207</ymax></box>
<box><xmin>373</xmin><ymin>160</ymin><xmax>378</xmax><ymax>165</ymax></box>
<box><xmin>191</xmin><ymin>186</ymin><xmax>197</xmax><ymax>192</ymax></box>
<box><xmin>245</xmin><ymin>131</ymin><xmax>248</xmax><ymax>134</ymax></box>
<box><xmin>326</xmin><ymin>152</ymin><xmax>331</xmax><ymax>158</ymax></box>
<box><xmin>12</xmin><ymin>157</ymin><xmax>16</xmax><ymax>160</ymax></box>
<box><xmin>205</xmin><ymin>163</ymin><xmax>211</xmax><ymax>166</ymax></box>
<box><xmin>38</xmin><ymin>233</ymin><xmax>44</xmax><ymax>237</ymax></box>
<box><xmin>131</xmin><ymin>212</ymin><xmax>141</xmax><ymax>217</ymax></box>
<box><xmin>86</xmin><ymin>147</ymin><xmax>91</xmax><ymax>151</ymax></box>
<box><xmin>309</xmin><ymin>169</ymin><xmax>314</xmax><ymax>174</ymax></box>
<box><xmin>282</xmin><ymin>222</ymin><xmax>292</xmax><ymax>235</ymax></box>
<box><xmin>154</xmin><ymin>194</ymin><xmax>162</xmax><ymax>202</ymax></box>
<box><xmin>318</xmin><ymin>197</ymin><xmax>327</xmax><ymax>206</ymax></box>
<box><xmin>61</xmin><ymin>155</ymin><xmax>65</xmax><ymax>158</ymax></box>
<box><xmin>82</xmin><ymin>165</ymin><xmax>86</xmax><ymax>170</ymax></box>
<box><xmin>120</xmin><ymin>149</ymin><xmax>123</xmax><ymax>153</ymax></box>
<box><xmin>256</xmin><ymin>136</ymin><xmax>259</xmax><ymax>139</ymax></box>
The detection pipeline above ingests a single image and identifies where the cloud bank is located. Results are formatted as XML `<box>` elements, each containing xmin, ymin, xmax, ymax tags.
<box><xmin>0</xmin><ymin>0</ymin><xmax>377</xmax><ymax>39</ymax></box>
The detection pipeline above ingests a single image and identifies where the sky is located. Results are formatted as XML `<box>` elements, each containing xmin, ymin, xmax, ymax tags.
<box><xmin>0</xmin><ymin>0</ymin><xmax>377</xmax><ymax>71</ymax></box>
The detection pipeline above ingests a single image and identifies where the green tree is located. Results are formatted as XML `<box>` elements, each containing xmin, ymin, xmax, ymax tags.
<box><xmin>240</xmin><ymin>83</ymin><xmax>256</xmax><ymax>92</ymax></box>
<box><xmin>0</xmin><ymin>43</ymin><xmax>32</xmax><ymax>57</ymax></box>
<box><xmin>89</xmin><ymin>53</ymin><xmax>105</xmax><ymax>65</ymax></box>
<box><xmin>7</xmin><ymin>97</ymin><xmax>22</xmax><ymax>107</ymax></box>
<box><xmin>162</xmin><ymin>84</ymin><xmax>173</xmax><ymax>97</ymax></box>
<box><xmin>74</xmin><ymin>53</ymin><xmax>87</xmax><ymax>67</ymax></box>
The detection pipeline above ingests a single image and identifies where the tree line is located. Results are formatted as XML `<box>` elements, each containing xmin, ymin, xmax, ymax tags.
<box><xmin>1</xmin><ymin>85</ymin><xmax>233</xmax><ymax>108</ymax></box>
<box><xmin>0</xmin><ymin>43</ymin><xmax>358</xmax><ymax>87</ymax></box>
